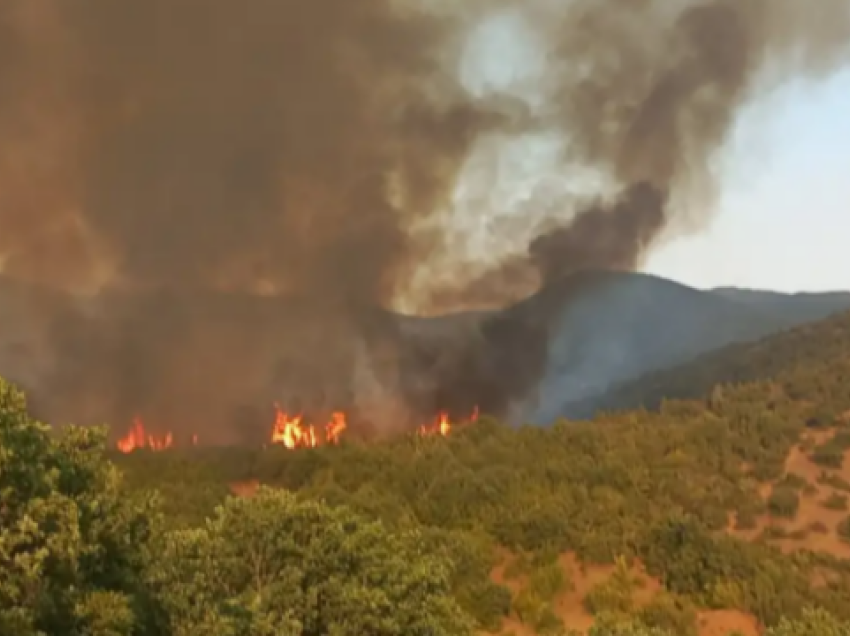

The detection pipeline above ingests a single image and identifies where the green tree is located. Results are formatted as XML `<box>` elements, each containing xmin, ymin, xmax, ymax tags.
<box><xmin>145</xmin><ymin>487</ymin><xmax>473</xmax><ymax>636</ymax></box>
<box><xmin>765</xmin><ymin>607</ymin><xmax>850</xmax><ymax>635</ymax></box>
<box><xmin>0</xmin><ymin>378</ymin><xmax>157</xmax><ymax>636</ymax></box>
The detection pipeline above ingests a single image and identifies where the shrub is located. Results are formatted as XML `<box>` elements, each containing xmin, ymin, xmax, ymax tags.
<box><xmin>760</xmin><ymin>525</ymin><xmax>790</xmax><ymax>541</ymax></box>
<box><xmin>808</xmin><ymin>521</ymin><xmax>829</xmax><ymax>534</ymax></box>
<box><xmin>512</xmin><ymin>589</ymin><xmax>547</xmax><ymax>626</ymax></box>
<box><xmin>832</xmin><ymin>430</ymin><xmax>850</xmax><ymax>450</ymax></box>
<box><xmin>735</xmin><ymin>508</ymin><xmax>759</xmax><ymax>530</ymax></box>
<box><xmin>767</xmin><ymin>487</ymin><xmax>800</xmax><ymax>518</ymax></box>
<box><xmin>528</xmin><ymin>563</ymin><xmax>569</xmax><ymax>601</ymax></box>
<box><xmin>818</xmin><ymin>472</ymin><xmax>850</xmax><ymax>492</ymax></box>
<box><xmin>822</xmin><ymin>493</ymin><xmax>848</xmax><ymax>511</ymax></box>
<box><xmin>584</xmin><ymin>559</ymin><xmax>636</xmax><ymax>616</ymax></box>
<box><xmin>838</xmin><ymin>516</ymin><xmax>850</xmax><ymax>543</ymax></box>
<box><xmin>811</xmin><ymin>443</ymin><xmax>844</xmax><ymax>469</ymax></box>
<box><xmin>778</xmin><ymin>473</ymin><xmax>808</xmax><ymax>491</ymax></box>
<box><xmin>534</xmin><ymin>607</ymin><xmax>566</xmax><ymax>635</ymax></box>
<box><xmin>638</xmin><ymin>593</ymin><xmax>697</xmax><ymax>636</ymax></box>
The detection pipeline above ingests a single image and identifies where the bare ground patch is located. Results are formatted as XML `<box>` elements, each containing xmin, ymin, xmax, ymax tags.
<box><xmin>696</xmin><ymin>609</ymin><xmax>759</xmax><ymax>636</ymax></box>
<box><xmin>729</xmin><ymin>429</ymin><xmax>850</xmax><ymax>559</ymax></box>
<box><xmin>228</xmin><ymin>479</ymin><xmax>260</xmax><ymax>497</ymax></box>
<box><xmin>487</xmin><ymin>552</ymin><xmax>680</xmax><ymax>635</ymax></box>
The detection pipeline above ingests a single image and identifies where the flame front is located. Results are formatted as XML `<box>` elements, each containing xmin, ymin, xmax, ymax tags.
<box><xmin>115</xmin><ymin>405</ymin><xmax>479</xmax><ymax>452</ymax></box>
<box><xmin>270</xmin><ymin>405</ymin><xmax>348</xmax><ymax>449</ymax></box>
<box><xmin>326</xmin><ymin>411</ymin><xmax>347</xmax><ymax>444</ymax></box>
<box><xmin>268</xmin><ymin>406</ymin><xmax>478</xmax><ymax>449</ymax></box>
<box><xmin>419</xmin><ymin>411</ymin><xmax>453</xmax><ymax>437</ymax></box>
<box><xmin>116</xmin><ymin>417</ymin><xmax>173</xmax><ymax>453</ymax></box>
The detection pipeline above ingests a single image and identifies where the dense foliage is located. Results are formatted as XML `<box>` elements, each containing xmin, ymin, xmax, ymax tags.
<box><xmin>1</xmin><ymin>381</ymin><xmax>472</xmax><ymax>636</ymax></box>
<box><xmin>573</xmin><ymin>310</ymin><xmax>850</xmax><ymax>414</ymax></box>
<box><xmin>6</xmin><ymin>311</ymin><xmax>850</xmax><ymax>634</ymax></box>
<box><xmin>0</xmin><ymin>378</ymin><xmax>157</xmax><ymax>636</ymax></box>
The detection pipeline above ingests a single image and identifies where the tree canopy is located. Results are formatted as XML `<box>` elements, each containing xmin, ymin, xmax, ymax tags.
<box><xmin>6</xmin><ymin>312</ymin><xmax>850</xmax><ymax>634</ymax></box>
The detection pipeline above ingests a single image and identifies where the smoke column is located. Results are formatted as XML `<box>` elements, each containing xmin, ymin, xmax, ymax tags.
<box><xmin>0</xmin><ymin>0</ymin><xmax>848</xmax><ymax>441</ymax></box>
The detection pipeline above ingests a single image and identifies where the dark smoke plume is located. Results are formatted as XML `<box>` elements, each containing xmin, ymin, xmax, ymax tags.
<box><xmin>0</xmin><ymin>0</ymin><xmax>848</xmax><ymax>441</ymax></box>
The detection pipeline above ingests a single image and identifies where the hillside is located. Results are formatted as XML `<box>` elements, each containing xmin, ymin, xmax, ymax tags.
<box><xmin>562</xmin><ymin>308</ymin><xmax>850</xmax><ymax>419</ymax></box>
<box><xmin>3</xmin><ymin>272</ymin><xmax>850</xmax><ymax>434</ymax></box>
<box><xmin>516</xmin><ymin>272</ymin><xmax>850</xmax><ymax>423</ymax></box>
<box><xmin>711</xmin><ymin>287</ymin><xmax>850</xmax><ymax>325</ymax></box>
<box><xmin>98</xmin><ymin>309</ymin><xmax>850</xmax><ymax>635</ymax></box>
<box><xmin>384</xmin><ymin>271</ymin><xmax>850</xmax><ymax>424</ymax></box>
<box><xmin>6</xmin><ymin>277</ymin><xmax>850</xmax><ymax>636</ymax></box>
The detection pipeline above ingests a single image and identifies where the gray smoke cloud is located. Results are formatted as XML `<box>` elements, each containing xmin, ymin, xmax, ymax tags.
<box><xmin>0</xmin><ymin>0</ymin><xmax>847</xmax><ymax>441</ymax></box>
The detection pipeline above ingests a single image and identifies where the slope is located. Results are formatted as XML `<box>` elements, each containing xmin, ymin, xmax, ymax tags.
<box><xmin>113</xmin><ymin>305</ymin><xmax>850</xmax><ymax>635</ymax></box>
<box><xmin>3</xmin><ymin>271</ymin><xmax>850</xmax><ymax>434</ymax></box>
<box><xmin>712</xmin><ymin>287</ymin><xmax>850</xmax><ymax>326</ymax></box>
<box><xmin>563</xmin><ymin>307</ymin><xmax>850</xmax><ymax>418</ymax></box>
<box><xmin>520</xmin><ymin>272</ymin><xmax>850</xmax><ymax>424</ymax></box>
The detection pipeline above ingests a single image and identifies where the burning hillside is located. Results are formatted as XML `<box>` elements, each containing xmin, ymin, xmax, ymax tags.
<box><xmin>113</xmin><ymin>404</ymin><xmax>477</xmax><ymax>452</ymax></box>
<box><xmin>0</xmin><ymin>1</ymin><xmax>848</xmax><ymax>443</ymax></box>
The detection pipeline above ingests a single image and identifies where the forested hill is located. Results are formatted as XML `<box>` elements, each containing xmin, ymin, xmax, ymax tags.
<box><xmin>90</xmin><ymin>304</ymin><xmax>850</xmax><ymax>635</ymax></box>
<box><xmin>562</xmin><ymin>309</ymin><xmax>850</xmax><ymax>419</ymax></box>
<box><xmin>710</xmin><ymin>287</ymin><xmax>850</xmax><ymax>325</ymax></box>
<box><xmin>6</xmin><ymin>301</ymin><xmax>850</xmax><ymax>635</ymax></box>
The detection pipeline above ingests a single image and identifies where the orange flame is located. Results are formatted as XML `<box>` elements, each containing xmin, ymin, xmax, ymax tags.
<box><xmin>326</xmin><ymin>411</ymin><xmax>347</xmax><ymax>444</ymax></box>
<box><xmin>419</xmin><ymin>411</ymin><xmax>451</xmax><ymax>437</ymax></box>
<box><xmin>270</xmin><ymin>406</ymin><xmax>313</xmax><ymax>449</ymax></box>
<box><xmin>270</xmin><ymin>406</ymin><xmax>349</xmax><ymax>449</ymax></box>
<box><xmin>269</xmin><ymin>405</ymin><xmax>478</xmax><ymax>449</ymax></box>
<box><xmin>116</xmin><ymin>417</ymin><xmax>173</xmax><ymax>453</ymax></box>
<box><xmin>418</xmin><ymin>407</ymin><xmax>478</xmax><ymax>437</ymax></box>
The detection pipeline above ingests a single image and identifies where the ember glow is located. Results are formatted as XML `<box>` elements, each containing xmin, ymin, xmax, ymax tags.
<box><xmin>116</xmin><ymin>417</ymin><xmax>173</xmax><ymax>453</ymax></box>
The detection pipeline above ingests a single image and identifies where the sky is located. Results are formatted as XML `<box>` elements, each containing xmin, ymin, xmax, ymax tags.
<box><xmin>645</xmin><ymin>69</ymin><xmax>850</xmax><ymax>293</ymax></box>
<box><xmin>454</xmin><ymin>9</ymin><xmax>850</xmax><ymax>297</ymax></box>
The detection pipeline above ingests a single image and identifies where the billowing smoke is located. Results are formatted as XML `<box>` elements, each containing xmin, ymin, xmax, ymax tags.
<box><xmin>0</xmin><ymin>0</ymin><xmax>848</xmax><ymax>442</ymax></box>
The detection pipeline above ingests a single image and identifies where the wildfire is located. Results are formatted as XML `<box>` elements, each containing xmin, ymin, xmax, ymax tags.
<box><xmin>269</xmin><ymin>405</ymin><xmax>348</xmax><ymax>450</ymax></box>
<box><xmin>269</xmin><ymin>405</ymin><xmax>478</xmax><ymax>449</ymax></box>
<box><xmin>116</xmin><ymin>417</ymin><xmax>173</xmax><ymax>453</ymax></box>
<box><xmin>419</xmin><ymin>411</ymin><xmax>451</xmax><ymax>437</ymax></box>
<box><xmin>115</xmin><ymin>404</ymin><xmax>479</xmax><ymax>453</ymax></box>
<box><xmin>417</xmin><ymin>407</ymin><xmax>479</xmax><ymax>437</ymax></box>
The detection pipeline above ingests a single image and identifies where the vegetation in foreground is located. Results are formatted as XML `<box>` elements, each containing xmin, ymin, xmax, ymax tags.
<box><xmin>5</xmin><ymin>311</ymin><xmax>850</xmax><ymax>634</ymax></box>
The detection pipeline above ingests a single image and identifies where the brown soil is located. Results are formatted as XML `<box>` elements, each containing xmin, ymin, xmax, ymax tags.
<box><xmin>484</xmin><ymin>430</ymin><xmax>850</xmax><ymax>635</ymax></box>
<box><xmin>228</xmin><ymin>479</ymin><xmax>260</xmax><ymax>497</ymax></box>
<box><xmin>487</xmin><ymin>552</ymin><xmax>763</xmax><ymax>635</ymax></box>
<box><xmin>230</xmin><ymin>431</ymin><xmax>850</xmax><ymax>635</ymax></box>
<box><xmin>697</xmin><ymin>609</ymin><xmax>760</xmax><ymax>636</ymax></box>
<box><xmin>487</xmin><ymin>552</ymin><xmax>666</xmax><ymax>636</ymax></box>
<box><xmin>729</xmin><ymin>428</ymin><xmax>850</xmax><ymax>559</ymax></box>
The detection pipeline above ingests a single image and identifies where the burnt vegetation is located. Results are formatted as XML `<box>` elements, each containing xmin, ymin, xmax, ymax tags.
<box><xmin>6</xmin><ymin>309</ymin><xmax>850</xmax><ymax>634</ymax></box>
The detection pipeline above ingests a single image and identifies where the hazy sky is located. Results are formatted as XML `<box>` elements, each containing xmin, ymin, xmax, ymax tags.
<box><xmin>645</xmin><ymin>69</ymin><xmax>850</xmax><ymax>293</ymax></box>
<box><xmin>456</xmin><ymin>10</ymin><xmax>850</xmax><ymax>296</ymax></box>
